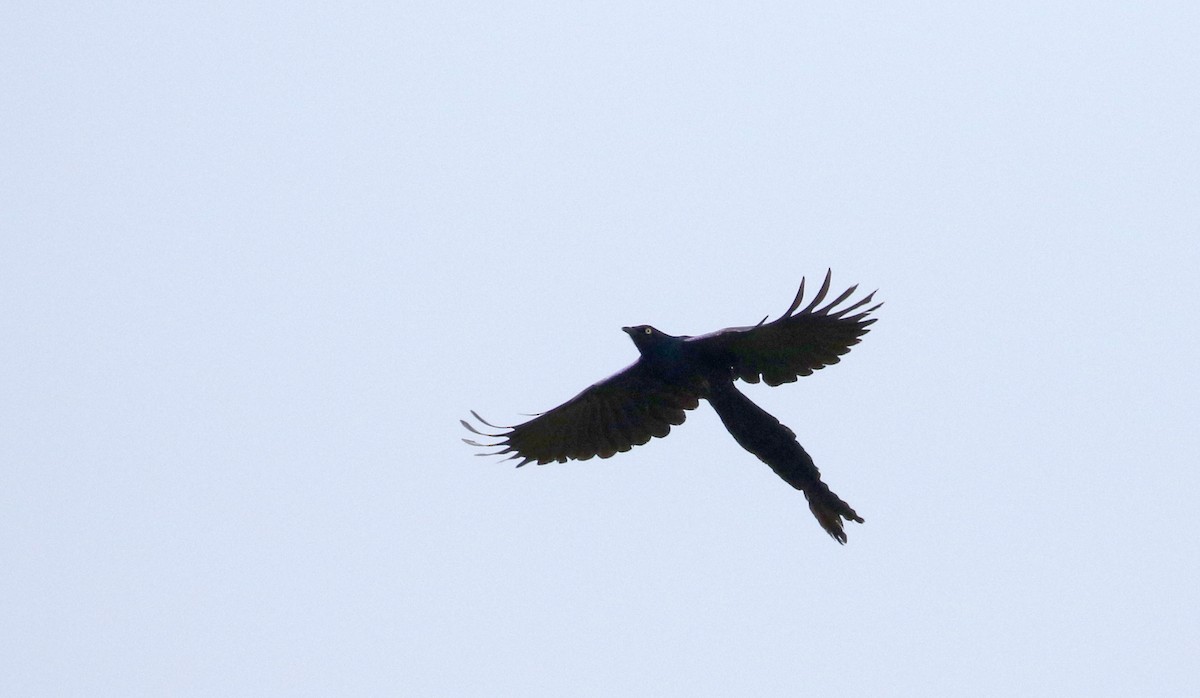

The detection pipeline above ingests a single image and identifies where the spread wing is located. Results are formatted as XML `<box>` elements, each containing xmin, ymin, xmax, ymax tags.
<box><xmin>462</xmin><ymin>361</ymin><xmax>701</xmax><ymax>466</ymax></box>
<box><xmin>688</xmin><ymin>270</ymin><xmax>882</xmax><ymax>387</ymax></box>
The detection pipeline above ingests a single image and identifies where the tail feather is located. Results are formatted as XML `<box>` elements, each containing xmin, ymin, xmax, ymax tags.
<box><xmin>803</xmin><ymin>482</ymin><xmax>864</xmax><ymax>545</ymax></box>
<box><xmin>705</xmin><ymin>379</ymin><xmax>863</xmax><ymax>543</ymax></box>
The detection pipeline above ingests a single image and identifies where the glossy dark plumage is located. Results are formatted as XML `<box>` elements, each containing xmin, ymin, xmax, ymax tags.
<box><xmin>462</xmin><ymin>271</ymin><xmax>881</xmax><ymax>543</ymax></box>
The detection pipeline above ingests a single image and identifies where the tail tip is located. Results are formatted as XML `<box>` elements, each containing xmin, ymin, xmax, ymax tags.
<box><xmin>806</xmin><ymin>492</ymin><xmax>863</xmax><ymax>545</ymax></box>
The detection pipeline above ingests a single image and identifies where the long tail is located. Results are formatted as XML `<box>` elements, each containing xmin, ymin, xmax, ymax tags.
<box><xmin>705</xmin><ymin>380</ymin><xmax>863</xmax><ymax>544</ymax></box>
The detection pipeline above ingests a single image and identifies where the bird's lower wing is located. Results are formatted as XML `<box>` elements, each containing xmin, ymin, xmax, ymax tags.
<box><xmin>462</xmin><ymin>361</ymin><xmax>701</xmax><ymax>466</ymax></box>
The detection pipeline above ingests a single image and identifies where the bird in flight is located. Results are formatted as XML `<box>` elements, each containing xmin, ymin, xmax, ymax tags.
<box><xmin>462</xmin><ymin>271</ymin><xmax>881</xmax><ymax>543</ymax></box>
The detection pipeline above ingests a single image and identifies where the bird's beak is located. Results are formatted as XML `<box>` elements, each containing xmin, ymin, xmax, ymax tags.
<box><xmin>621</xmin><ymin>326</ymin><xmax>634</xmax><ymax>336</ymax></box>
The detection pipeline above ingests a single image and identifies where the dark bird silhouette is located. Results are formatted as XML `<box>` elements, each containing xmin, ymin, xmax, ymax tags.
<box><xmin>462</xmin><ymin>271</ymin><xmax>881</xmax><ymax>543</ymax></box>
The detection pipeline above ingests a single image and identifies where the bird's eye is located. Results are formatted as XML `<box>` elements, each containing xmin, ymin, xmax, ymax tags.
<box><xmin>644</xmin><ymin>327</ymin><xmax>652</xmax><ymax>335</ymax></box>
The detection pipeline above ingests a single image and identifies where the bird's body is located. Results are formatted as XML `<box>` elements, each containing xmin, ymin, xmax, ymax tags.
<box><xmin>463</xmin><ymin>271</ymin><xmax>880</xmax><ymax>543</ymax></box>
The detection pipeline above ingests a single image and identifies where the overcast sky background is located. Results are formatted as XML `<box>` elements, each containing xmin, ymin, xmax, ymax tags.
<box><xmin>3</xmin><ymin>2</ymin><xmax>1198</xmax><ymax>696</ymax></box>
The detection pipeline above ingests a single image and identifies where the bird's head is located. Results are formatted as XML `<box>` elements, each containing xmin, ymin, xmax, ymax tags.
<box><xmin>622</xmin><ymin>325</ymin><xmax>677</xmax><ymax>356</ymax></box>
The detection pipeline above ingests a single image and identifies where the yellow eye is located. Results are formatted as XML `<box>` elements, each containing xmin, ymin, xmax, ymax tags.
<box><xmin>644</xmin><ymin>327</ymin><xmax>652</xmax><ymax>335</ymax></box>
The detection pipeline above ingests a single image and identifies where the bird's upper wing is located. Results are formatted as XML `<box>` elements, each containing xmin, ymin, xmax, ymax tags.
<box><xmin>462</xmin><ymin>361</ymin><xmax>701</xmax><ymax>466</ymax></box>
<box><xmin>688</xmin><ymin>270</ymin><xmax>882</xmax><ymax>387</ymax></box>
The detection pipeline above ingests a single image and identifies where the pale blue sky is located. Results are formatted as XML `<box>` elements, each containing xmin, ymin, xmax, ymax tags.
<box><xmin>3</xmin><ymin>2</ymin><xmax>1198</xmax><ymax>696</ymax></box>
